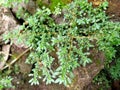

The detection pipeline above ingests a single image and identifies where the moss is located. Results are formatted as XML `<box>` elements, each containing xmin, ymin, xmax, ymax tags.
<box><xmin>36</xmin><ymin>0</ymin><xmax>72</xmax><ymax>11</ymax></box>
<box><xmin>36</xmin><ymin>0</ymin><xmax>48</xmax><ymax>8</ymax></box>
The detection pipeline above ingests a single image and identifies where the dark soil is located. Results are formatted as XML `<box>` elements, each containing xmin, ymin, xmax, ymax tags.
<box><xmin>107</xmin><ymin>0</ymin><xmax>120</xmax><ymax>22</ymax></box>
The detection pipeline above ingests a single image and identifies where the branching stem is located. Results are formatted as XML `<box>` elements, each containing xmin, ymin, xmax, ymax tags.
<box><xmin>1</xmin><ymin>48</ymin><xmax>30</xmax><ymax>71</ymax></box>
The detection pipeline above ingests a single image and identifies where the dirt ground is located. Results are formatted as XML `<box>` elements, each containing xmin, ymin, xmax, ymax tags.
<box><xmin>107</xmin><ymin>0</ymin><xmax>120</xmax><ymax>21</ymax></box>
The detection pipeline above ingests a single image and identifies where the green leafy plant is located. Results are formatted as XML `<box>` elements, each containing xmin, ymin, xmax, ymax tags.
<box><xmin>3</xmin><ymin>0</ymin><xmax>120</xmax><ymax>86</ymax></box>
<box><xmin>0</xmin><ymin>76</ymin><xmax>13</xmax><ymax>90</ymax></box>
<box><xmin>108</xmin><ymin>57</ymin><xmax>120</xmax><ymax>80</ymax></box>
<box><xmin>93</xmin><ymin>72</ymin><xmax>111</xmax><ymax>90</ymax></box>
<box><xmin>93</xmin><ymin>46</ymin><xmax>120</xmax><ymax>89</ymax></box>
<box><xmin>1</xmin><ymin>0</ymin><xmax>28</xmax><ymax>7</ymax></box>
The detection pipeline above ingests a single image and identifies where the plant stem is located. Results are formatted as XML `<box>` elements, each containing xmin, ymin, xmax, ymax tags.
<box><xmin>1</xmin><ymin>48</ymin><xmax>30</xmax><ymax>71</ymax></box>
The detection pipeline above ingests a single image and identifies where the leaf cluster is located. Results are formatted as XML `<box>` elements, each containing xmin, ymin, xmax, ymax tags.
<box><xmin>0</xmin><ymin>72</ymin><xmax>13</xmax><ymax>90</ymax></box>
<box><xmin>3</xmin><ymin>0</ymin><xmax>120</xmax><ymax>86</ymax></box>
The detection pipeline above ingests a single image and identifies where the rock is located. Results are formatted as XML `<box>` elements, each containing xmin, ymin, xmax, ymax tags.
<box><xmin>68</xmin><ymin>46</ymin><xmax>105</xmax><ymax>90</ymax></box>
<box><xmin>0</xmin><ymin>6</ymin><xmax>28</xmax><ymax>48</ymax></box>
<box><xmin>11</xmin><ymin>44</ymin><xmax>32</xmax><ymax>75</ymax></box>
<box><xmin>0</xmin><ymin>7</ymin><xmax>19</xmax><ymax>45</ymax></box>
<box><xmin>0</xmin><ymin>44</ymin><xmax>10</xmax><ymax>70</ymax></box>
<box><xmin>0</xmin><ymin>7</ymin><xmax>19</xmax><ymax>70</ymax></box>
<box><xmin>52</xmin><ymin>14</ymin><xmax>64</xmax><ymax>24</ymax></box>
<box><xmin>0</xmin><ymin>7</ymin><xmax>18</xmax><ymax>32</ymax></box>
<box><xmin>11</xmin><ymin>0</ymin><xmax>38</xmax><ymax>20</ymax></box>
<box><xmin>0</xmin><ymin>6</ymin><xmax>29</xmax><ymax>71</ymax></box>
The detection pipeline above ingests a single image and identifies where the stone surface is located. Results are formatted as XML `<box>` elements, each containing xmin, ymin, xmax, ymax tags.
<box><xmin>0</xmin><ymin>6</ymin><xmax>31</xmax><ymax>73</ymax></box>
<box><xmin>0</xmin><ymin>7</ymin><xmax>18</xmax><ymax>34</ymax></box>
<box><xmin>0</xmin><ymin>7</ymin><xmax>17</xmax><ymax>69</ymax></box>
<box><xmin>11</xmin><ymin>0</ymin><xmax>37</xmax><ymax>20</ymax></box>
<box><xmin>10</xmin><ymin>44</ymin><xmax>32</xmax><ymax>75</ymax></box>
<box><xmin>68</xmin><ymin>46</ymin><xmax>105</xmax><ymax>90</ymax></box>
<box><xmin>0</xmin><ymin>44</ymin><xmax>10</xmax><ymax>70</ymax></box>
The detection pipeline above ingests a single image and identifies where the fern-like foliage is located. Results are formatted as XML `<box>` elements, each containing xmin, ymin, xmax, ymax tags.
<box><xmin>0</xmin><ymin>75</ymin><xmax>13</xmax><ymax>89</ymax></box>
<box><xmin>3</xmin><ymin>0</ymin><xmax>120</xmax><ymax>86</ymax></box>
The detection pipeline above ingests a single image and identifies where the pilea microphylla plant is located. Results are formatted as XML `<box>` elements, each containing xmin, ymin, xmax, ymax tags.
<box><xmin>3</xmin><ymin>0</ymin><xmax>120</xmax><ymax>86</ymax></box>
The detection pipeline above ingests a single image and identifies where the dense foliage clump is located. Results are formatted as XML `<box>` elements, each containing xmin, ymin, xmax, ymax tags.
<box><xmin>2</xmin><ymin>0</ymin><xmax>120</xmax><ymax>87</ymax></box>
<box><xmin>93</xmin><ymin>46</ymin><xmax>120</xmax><ymax>90</ymax></box>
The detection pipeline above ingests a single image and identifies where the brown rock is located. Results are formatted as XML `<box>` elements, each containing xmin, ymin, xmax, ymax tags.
<box><xmin>11</xmin><ymin>0</ymin><xmax>38</xmax><ymax>20</ymax></box>
<box><xmin>0</xmin><ymin>7</ymin><xmax>18</xmax><ymax>33</ymax></box>
<box><xmin>11</xmin><ymin>44</ymin><xmax>32</xmax><ymax>75</ymax></box>
<box><xmin>0</xmin><ymin>44</ymin><xmax>10</xmax><ymax>70</ymax></box>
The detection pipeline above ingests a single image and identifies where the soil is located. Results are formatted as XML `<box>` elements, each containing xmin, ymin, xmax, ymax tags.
<box><xmin>106</xmin><ymin>0</ymin><xmax>120</xmax><ymax>22</ymax></box>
